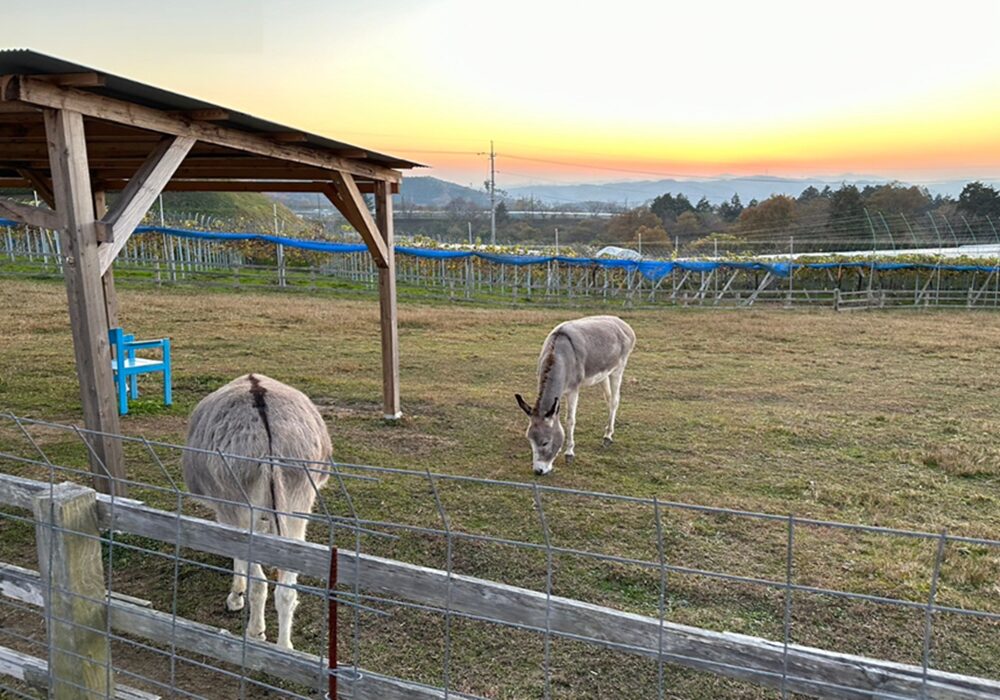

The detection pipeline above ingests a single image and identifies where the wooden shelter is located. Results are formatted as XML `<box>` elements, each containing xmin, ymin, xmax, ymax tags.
<box><xmin>0</xmin><ymin>50</ymin><xmax>420</xmax><ymax>494</ymax></box>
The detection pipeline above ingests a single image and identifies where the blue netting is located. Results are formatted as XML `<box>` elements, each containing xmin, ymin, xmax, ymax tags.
<box><xmin>3</xmin><ymin>220</ymin><xmax>998</xmax><ymax>279</ymax></box>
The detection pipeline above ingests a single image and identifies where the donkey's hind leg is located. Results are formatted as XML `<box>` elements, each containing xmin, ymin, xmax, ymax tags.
<box><xmin>217</xmin><ymin>506</ymin><xmax>252</xmax><ymax>613</ymax></box>
<box><xmin>246</xmin><ymin>561</ymin><xmax>268</xmax><ymax>641</ymax></box>
<box><xmin>603</xmin><ymin>367</ymin><xmax>625</xmax><ymax>446</ymax></box>
<box><xmin>227</xmin><ymin>558</ymin><xmax>247</xmax><ymax>611</ymax></box>
<box><xmin>275</xmin><ymin>513</ymin><xmax>309</xmax><ymax>650</ymax></box>
<box><xmin>601</xmin><ymin>376</ymin><xmax>613</xmax><ymax>446</ymax></box>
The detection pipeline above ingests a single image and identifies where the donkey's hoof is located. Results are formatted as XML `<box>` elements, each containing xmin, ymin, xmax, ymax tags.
<box><xmin>565</xmin><ymin>454</ymin><xmax>575</xmax><ymax>465</ymax></box>
<box><xmin>226</xmin><ymin>592</ymin><xmax>245</xmax><ymax>612</ymax></box>
<box><xmin>602</xmin><ymin>437</ymin><xmax>613</xmax><ymax>448</ymax></box>
<box><xmin>247</xmin><ymin>629</ymin><xmax>266</xmax><ymax>642</ymax></box>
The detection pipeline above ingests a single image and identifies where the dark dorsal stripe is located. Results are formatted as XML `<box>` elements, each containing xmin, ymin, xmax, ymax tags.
<box><xmin>535</xmin><ymin>331</ymin><xmax>571</xmax><ymax>415</ymax></box>
<box><xmin>247</xmin><ymin>374</ymin><xmax>281</xmax><ymax>537</ymax></box>
<box><xmin>247</xmin><ymin>374</ymin><xmax>272</xmax><ymax>446</ymax></box>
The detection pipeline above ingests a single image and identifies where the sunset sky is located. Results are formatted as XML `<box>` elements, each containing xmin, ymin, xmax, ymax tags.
<box><xmin>3</xmin><ymin>0</ymin><xmax>999</xmax><ymax>189</ymax></box>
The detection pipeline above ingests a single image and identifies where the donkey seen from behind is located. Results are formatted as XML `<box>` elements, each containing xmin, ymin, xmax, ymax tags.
<box><xmin>182</xmin><ymin>373</ymin><xmax>331</xmax><ymax>650</ymax></box>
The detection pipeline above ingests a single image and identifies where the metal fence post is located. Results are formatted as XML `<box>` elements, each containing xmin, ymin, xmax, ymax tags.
<box><xmin>32</xmin><ymin>482</ymin><xmax>112</xmax><ymax>699</ymax></box>
<box><xmin>276</xmin><ymin>242</ymin><xmax>286</xmax><ymax>288</ymax></box>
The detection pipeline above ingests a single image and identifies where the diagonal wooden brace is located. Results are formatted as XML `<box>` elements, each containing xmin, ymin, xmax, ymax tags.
<box><xmin>0</xmin><ymin>196</ymin><xmax>59</xmax><ymax>229</ymax></box>
<box><xmin>97</xmin><ymin>135</ymin><xmax>195</xmax><ymax>274</ymax></box>
<box><xmin>321</xmin><ymin>172</ymin><xmax>389</xmax><ymax>268</ymax></box>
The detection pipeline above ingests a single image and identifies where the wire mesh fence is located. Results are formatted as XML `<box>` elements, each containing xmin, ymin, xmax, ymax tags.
<box><xmin>3</xmin><ymin>220</ymin><xmax>1000</xmax><ymax>311</ymax></box>
<box><xmin>0</xmin><ymin>413</ymin><xmax>998</xmax><ymax>699</ymax></box>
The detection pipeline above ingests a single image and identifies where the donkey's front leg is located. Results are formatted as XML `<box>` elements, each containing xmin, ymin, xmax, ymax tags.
<box><xmin>564</xmin><ymin>389</ymin><xmax>580</xmax><ymax>464</ymax></box>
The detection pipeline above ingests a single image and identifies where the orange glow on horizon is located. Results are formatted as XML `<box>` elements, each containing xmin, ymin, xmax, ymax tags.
<box><xmin>3</xmin><ymin>0</ymin><xmax>998</xmax><ymax>188</ymax></box>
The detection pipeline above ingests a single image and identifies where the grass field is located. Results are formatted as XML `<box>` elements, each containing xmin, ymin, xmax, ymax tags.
<box><xmin>0</xmin><ymin>278</ymin><xmax>998</xmax><ymax>698</ymax></box>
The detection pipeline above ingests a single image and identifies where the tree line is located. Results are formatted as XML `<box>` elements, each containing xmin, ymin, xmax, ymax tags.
<box><xmin>391</xmin><ymin>181</ymin><xmax>1000</xmax><ymax>255</ymax></box>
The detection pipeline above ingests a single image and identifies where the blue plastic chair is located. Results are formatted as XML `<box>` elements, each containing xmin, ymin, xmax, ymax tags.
<box><xmin>108</xmin><ymin>327</ymin><xmax>172</xmax><ymax>415</ymax></box>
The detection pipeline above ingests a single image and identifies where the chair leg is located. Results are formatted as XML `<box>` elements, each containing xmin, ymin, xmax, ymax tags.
<box><xmin>117</xmin><ymin>373</ymin><xmax>128</xmax><ymax>416</ymax></box>
<box><xmin>163</xmin><ymin>341</ymin><xmax>172</xmax><ymax>406</ymax></box>
<box><xmin>130</xmin><ymin>373</ymin><xmax>139</xmax><ymax>400</ymax></box>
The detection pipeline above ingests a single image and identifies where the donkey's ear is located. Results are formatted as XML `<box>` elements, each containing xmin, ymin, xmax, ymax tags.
<box><xmin>515</xmin><ymin>394</ymin><xmax>533</xmax><ymax>416</ymax></box>
<box><xmin>544</xmin><ymin>397</ymin><xmax>560</xmax><ymax>418</ymax></box>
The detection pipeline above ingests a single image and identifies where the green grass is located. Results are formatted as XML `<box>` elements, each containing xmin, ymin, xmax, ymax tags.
<box><xmin>0</xmin><ymin>278</ymin><xmax>998</xmax><ymax>699</ymax></box>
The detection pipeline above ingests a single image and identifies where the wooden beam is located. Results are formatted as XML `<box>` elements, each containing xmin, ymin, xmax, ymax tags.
<box><xmin>178</xmin><ymin>108</ymin><xmax>229</xmax><ymax>121</ymax></box>
<box><xmin>34</xmin><ymin>72</ymin><xmax>106</xmax><ymax>88</ymax></box>
<box><xmin>321</xmin><ymin>173</ymin><xmax>388</xmax><ymax>267</ymax></box>
<box><xmin>15</xmin><ymin>168</ymin><xmax>55</xmax><ymax>207</ymax></box>
<box><xmin>84</xmin><ymin>179</ymin><xmax>399</xmax><ymax>194</ymax></box>
<box><xmin>97</xmin><ymin>135</ymin><xmax>195</xmax><ymax>274</ymax></box>
<box><xmin>336</xmin><ymin>149</ymin><xmax>368</xmax><ymax>159</ymax></box>
<box><xmin>44</xmin><ymin>107</ymin><xmax>126</xmax><ymax>495</ymax></box>
<box><xmin>375</xmin><ymin>180</ymin><xmax>401</xmax><ymax>420</ymax></box>
<box><xmin>89</xmin><ymin>165</ymin><xmax>346</xmax><ymax>180</ymax></box>
<box><xmin>94</xmin><ymin>190</ymin><xmax>119</xmax><ymax>331</ymax></box>
<box><xmin>270</xmin><ymin>131</ymin><xmax>309</xmax><ymax>143</ymax></box>
<box><xmin>95</xmin><ymin>178</ymin><xmax>329</xmax><ymax>193</ymax></box>
<box><xmin>0</xmin><ymin>140</ymin><xmax>232</xmax><ymax>159</ymax></box>
<box><xmin>0</xmin><ymin>196</ymin><xmax>59</xmax><ymax>229</ymax></box>
<box><xmin>5</xmin><ymin>76</ymin><xmax>403</xmax><ymax>183</ymax></box>
<box><xmin>0</xmin><ymin>101</ymin><xmax>39</xmax><ymax>113</ymax></box>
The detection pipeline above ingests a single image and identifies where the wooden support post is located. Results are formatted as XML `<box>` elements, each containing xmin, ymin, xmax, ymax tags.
<box><xmin>45</xmin><ymin>108</ymin><xmax>126</xmax><ymax>495</ymax></box>
<box><xmin>374</xmin><ymin>180</ymin><xmax>401</xmax><ymax>420</ymax></box>
<box><xmin>32</xmin><ymin>482</ymin><xmax>112</xmax><ymax>699</ymax></box>
<box><xmin>94</xmin><ymin>190</ymin><xmax>120</xmax><ymax>331</ymax></box>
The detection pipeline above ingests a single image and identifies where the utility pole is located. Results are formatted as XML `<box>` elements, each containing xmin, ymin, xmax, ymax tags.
<box><xmin>489</xmin><ymin>140</ymin><xmax>497</xmax><ymax>245</ymax></box>
<box><xmin>554</xmin><ymin>227</ymin><xmax>559</xmax><ymax>256</ymax></box>
<box><xmin>274</xmin><ymin>202</ymin><xmax>285</xmax><ymax>287</ymax></box>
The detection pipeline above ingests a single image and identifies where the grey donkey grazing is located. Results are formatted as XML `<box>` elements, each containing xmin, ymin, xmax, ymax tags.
<box><xmin>182</xmin><ymin>374</ymin><xmax>331</xmax><ymax>649</ymax></box>
<box><xmin>516</xmin><ymin>315</ymin><xmax>636</xmax><ymax>475</ymax></box>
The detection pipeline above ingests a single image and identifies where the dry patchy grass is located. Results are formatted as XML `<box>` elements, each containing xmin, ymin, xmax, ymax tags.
<box><xmin>0</xmin><ymin>279</ymin><xmax>998</xmax><ymax>698</ymax></box>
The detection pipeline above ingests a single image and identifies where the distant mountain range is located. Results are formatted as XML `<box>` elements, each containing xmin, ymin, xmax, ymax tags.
<box><xmin>397</xmin><ymin>177</ymin><xmax>490</xmax><ymax>207</ymax></box>
<box><xmin>505</xmin><ymin>176</ymin><xmax>1000</xmax><ymax>206</ymax></box>
<box><xmin>270</xmin><ymin>175</ymin><xmax>999</xmax><ymax>213</ymax></box>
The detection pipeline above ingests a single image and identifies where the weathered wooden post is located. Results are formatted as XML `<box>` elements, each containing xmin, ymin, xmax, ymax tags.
<box><xmin>45</xmin><ymin>108</ymin><xmax>126</xmax><ymax>495</ymax></box>
<box><xmin>32</xmin><ymin>482</ymin><xmax>112</xmax><ymax>699</ymax></box>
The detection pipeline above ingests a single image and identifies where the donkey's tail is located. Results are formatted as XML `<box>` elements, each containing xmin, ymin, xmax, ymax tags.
<box><xmin>248</xmin><ymin>374</ymin><xmax>283</xmax><ymax>538</ymax></box>
<box><xmin>268</xmin><ymin>460</ymin><xmax>283</xmax><ymax>538</ymax></box>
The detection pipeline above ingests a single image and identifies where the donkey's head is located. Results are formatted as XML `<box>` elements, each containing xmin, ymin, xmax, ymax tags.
<box><xmin>515</xmin><ymin>394</ymin><xmax>564</xmax><ymax>475</ymax></box>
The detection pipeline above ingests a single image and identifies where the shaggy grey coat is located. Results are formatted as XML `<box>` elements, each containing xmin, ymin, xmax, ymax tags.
<box><xmin>183</xmin><ymin>373</ymin><xmax>331</xmax><ymax>649</ymax></box>
<box><xmin>516</xmin><ymin>315</ymin><xmax>636</xmax><ymax>475</ymax></box>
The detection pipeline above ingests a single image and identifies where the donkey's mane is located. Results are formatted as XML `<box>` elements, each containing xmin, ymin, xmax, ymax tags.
<box><xmin>535</xmin><ymin>331</ymin><xmax>572</xmax><ymax>413</ymax></box>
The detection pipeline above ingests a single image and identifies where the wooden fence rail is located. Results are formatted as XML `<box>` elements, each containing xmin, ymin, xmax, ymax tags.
<box><xmin>0</xmin><ymin>644</ymin><xmax>158</xmax><ymax>700</ymax></box>
<box><xmin>2</xmin><ymin>472</ymin><xmax>999</xmax><ymax>699</ymax></box>
<box><xmin>0</xmin><ymin>475</ymin><xmax>463</xmax><ymax>700</ymax></box>
<box><xmin>0</xmin><ymin>562</ymin><xmax>469</xmax><ymax>700</ymax></box>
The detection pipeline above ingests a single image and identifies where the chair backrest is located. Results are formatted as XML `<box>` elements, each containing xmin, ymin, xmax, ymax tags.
<box><xmin>108</xmin><ymin>327</ymin><xmax>124</xmax><ymax>364</ymax></box>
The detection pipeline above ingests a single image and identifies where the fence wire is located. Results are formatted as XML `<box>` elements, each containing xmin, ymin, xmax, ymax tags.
<box><xmin>4</xmin><ymin>223</ymin><xmax>1000</xmax><ymax>312</ymax></box>
<box><xmin>0</xmin><ymin>413</ymin><xmax>998</xmax><ymax>699</ymax></box>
